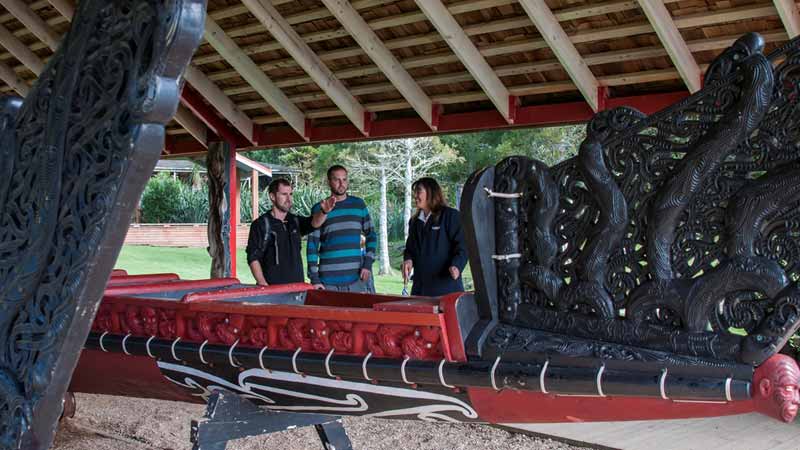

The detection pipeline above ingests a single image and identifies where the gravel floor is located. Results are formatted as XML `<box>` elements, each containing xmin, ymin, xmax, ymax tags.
<box><xmin>52</xmin><ymin>393</ymin><xmax>591</xmax><ymax>450</ymax></box>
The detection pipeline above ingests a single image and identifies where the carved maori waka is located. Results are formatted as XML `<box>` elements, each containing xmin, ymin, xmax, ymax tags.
<box><xmin>481</xmin><ymin>32</ymin><xmax>800</xmax><ymax>369</ymax></box>
<box><xmin>0</xmin><ymin>1</ymin><xmax>205</xmax><ymax>448</ymax></box>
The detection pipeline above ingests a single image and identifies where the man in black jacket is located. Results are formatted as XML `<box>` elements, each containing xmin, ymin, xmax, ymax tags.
<box><xmin>246</xmin><ymin>178</ymin><xmax>335</xmax><ymax>285</ymax></box>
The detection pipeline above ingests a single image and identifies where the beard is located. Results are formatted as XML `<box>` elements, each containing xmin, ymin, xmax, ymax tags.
<box><xmin>275</xmin><ymin>202</ymin><xmax>291</xmax><ymax>213</ymax></box>
<box><xmin>331</xmin><ymin>187</ymin><xmax>346</xmax><ymax>196</ymax></box>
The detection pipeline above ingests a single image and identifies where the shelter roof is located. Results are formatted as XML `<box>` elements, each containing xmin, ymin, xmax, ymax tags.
<box><xmin>0</xmin><ymin>0</ymin><xmax>794</xmax><ymax>155</ymax></box>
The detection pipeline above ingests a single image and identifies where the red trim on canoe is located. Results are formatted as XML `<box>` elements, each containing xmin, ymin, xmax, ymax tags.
<box><xmin>467</xmin><ymin>387</ymin><xmax>755</xmax><ymax>423</ymax></box>
<box><xmin>70</xmin><ymin>350</ymin><xmax>202</xmax><ymax>404</ymax></box>
<box><xmin>107</xmin><ymin>273</ymin><xmax>181</xmax><ymax>287</ymax></box>
<box><xmin>105</xmin><ymin>278</ymin><xmax>239</xmax><ymax>296</ymax></box>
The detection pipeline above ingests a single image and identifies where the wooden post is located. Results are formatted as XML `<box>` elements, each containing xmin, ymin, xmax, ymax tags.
<box><xmin>207</xmin><ymin>141</ymin><xmax>235</xmax><ymax>278</ymax></box>
<box><xmin>230</xmin><ymin>154</ymin><xmax>238</xmax><ymax>277</ymax></box>
<box><xmin>251</xmin><ymin>169</ymin><xmax>259</xmax><ymax>221</ymax></box>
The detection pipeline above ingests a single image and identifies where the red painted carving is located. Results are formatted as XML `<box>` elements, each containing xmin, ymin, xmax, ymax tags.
<box><xmin>91</xmin><ymin>301</ymin><xmax>446</xmax><ymax>361</ymax></box>
<box><xmin>753</xmin><ymin>354</ymin><xmax>800</xmax><ymax>423</ymax></box>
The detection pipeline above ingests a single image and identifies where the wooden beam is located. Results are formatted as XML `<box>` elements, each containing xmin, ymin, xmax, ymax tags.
<box><xmin>518</xmin><ymin>0</ymin><xmax>600</xmax><ymax>111</ymax></box>
<box><xmin>46</xmin><ymin>0</ymin><xmax>74</xmax><ymax>21</ymax></box>
<box><xmin>203</xmin><ymin>17</ymin><xmax>307</xmax><ymax>139</ymax></box>
<box><xmin>183</xmin><ymin>65</ymin><xmax>256</xmax><ymax>145</ymax></box>
<box><xmin>251</xmin><ymin>169</ymin><xmax>259</xmax><ymax>220</ymax></box>
<box><xmin>241</xmin><ymin>0</ymin><xmax>367</xmax><ymax>134</ymax></box>
<box><xmin>174</xmin><ymin>104</ymin><xmax>208</xmax><ymax>147</ymax></box>
<box><xmin>774</xmin><ymin>0</ymin><xmax>800</xmax><ymax>38</ymax></box>
<box><xmin>0</xmin><ymin>59</ymin><xmax>27</xmax><ymax>95</ymax></box>
<box><xmin>0</xmin><ymin>22</ymin><xmax>44</xmax><ymax>75</ymax></box>
<box><xmin>637</xmin><ymin>0</ymin><xmax>702</xmax><ymax>93</ymax></box>
<box><xmin>414</xmin><ymin>0</ymin><xmax>511</xmax><ymax>122</ymax></box>
<box><xmin>0</xmin><ymin>0</ymin><xmax>60</xmax><ymax>50</ymax></box>
<box><xmin>322</xmin><ymin>0</ymin><xmax>435</xmax><ymax>128</ymax></box>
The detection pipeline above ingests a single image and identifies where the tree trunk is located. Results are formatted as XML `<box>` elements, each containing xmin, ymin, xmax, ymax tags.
<box><xmin>379</xmin><ymin>167</ymin><xmax>393</xmax><ymax>275</ymax></box>
<box><xmin>403</xmin><ymin>147</ymin><xmax>413</xmax><ymax>242</ymax></box>
<box><xmin>207</xmin><ymin>141</ymin><xmax>232</xmax><ymax>278</ymax></box>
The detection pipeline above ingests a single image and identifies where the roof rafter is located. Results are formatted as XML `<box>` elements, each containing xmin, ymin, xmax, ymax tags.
<box><xmin>774</xmin><ymin>0</ymin><xmax>800</xmax><ymax>39</ymax></box>
<box><xmin>0</xmin><ymin>22</ymin><xmax>43</xmax><ymax>75</ymax></box>
<box><xmin>46</xmin><ymin>0</ymin><xmax>74</xmax><ymax>21</ymax></box>
<box><xmin>0</xmin><ymin>0</ymin><xmax>60</xmax><ymax>50</ymax></box>
<box><xmin>241</xmin><ymin>0</ymin><xmax>368</xmax><ymax>134</ymax></box>
<box><xmin>204</xmin><ymin>17</ymin><xmax>307</xmax><ymax>140</ymax></box>
<box><xmin>321</xmin><ymin>0</ymin><xmax>434</xmax><ymax>128</ymax></box>
<box><xmin>174</xmin><ymin>104</ymin><xmax>208</xmax><ymax>147</ymax></box>
<box><xmin>0</xmin><ymin>60</ymin><xmax>27</xmax><ymax>95</ymax></box>
<box><xmin>637</xmin><ymin>0</ymin><xmax>702</xmax><ymax>93</ymax></box>
<box><xmin>414</xmin><ymin>0</ymin><xmax>512</xmax><ymax>123</ymax></box>
<box><xmin>518</xmin><ymin>0</ymin><xmax>600</xmax><ymax>111</ymax></box>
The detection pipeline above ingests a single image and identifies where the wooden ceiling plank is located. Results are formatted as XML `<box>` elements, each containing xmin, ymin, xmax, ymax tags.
<box><xmin>183</xmin><ymin>65</ymin><xmax>255</xmax><ymax>144</ymax></box>
<box><xmin>774</xmin><ymin>0</ymin><xmax>800</xmax><ymax>38</ymax></box>
<box><xmin>637</xmin><ymin>0</ymin><xmax>702</xmax><ymax>93</ymax></box>
<box><xmin>0</xmin><ymin>22</ymin><xmax>44</xmax><ymax>75</ymax></box>
<box><xmin>241</xmin><ymin>0</ymin><xmax>366</xmax><ymax>134</ymax></box>
<box><xmin>204</xmin><ymin>17</ymin><xmax>307</xmax><ymax>139</ymax></box>
<box><xmin>414</xmin><ymin>0</ymin><xmax>511</xmax><ymax>122</ymax></box>
<box><xmin>0</xmin><ymin>59</ymin><xmax>28</xmax><ymax>95</ymax></box>
<box><xmin>322</xmin><ymin>0</ymin><xmax>434</xmax><ymax>127</ymax></box>
<box><xmin>175</xmin><ymin>104</ymin><xmax>209</xmax><ymax>147</ymax></box>
<box><xmin>518</xmin><ymin>0</ymin><xmax>599</xmax><ymax>111</ymax></box>
<box><xmin>0</xmin><ymin>0</ymin><xmax>61</xmax><ymax>50</ymax></box>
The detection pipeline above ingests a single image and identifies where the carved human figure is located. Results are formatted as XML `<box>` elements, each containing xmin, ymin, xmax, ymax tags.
<box><xmin>753</xmin><ymin>354</ymin><xmax>800</xmax><ymax>422</ymax></box>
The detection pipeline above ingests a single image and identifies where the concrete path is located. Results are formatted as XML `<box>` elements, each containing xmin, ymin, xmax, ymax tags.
<box><xmin>503</xmin><ymin>413</ymin><xmax>800</xmax><ymax>450</ymax></box>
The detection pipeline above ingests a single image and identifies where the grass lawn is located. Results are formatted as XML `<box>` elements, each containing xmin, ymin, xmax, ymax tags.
<box><xmin>116</xmin><ymin>243</ymin><xmax>471</xmax><ymax>295</ymax></box>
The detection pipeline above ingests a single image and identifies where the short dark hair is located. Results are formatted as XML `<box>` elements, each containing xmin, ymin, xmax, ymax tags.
<box><xmin>327</xmin><ymin>165</ymin><xmax>347</xmax><ymax>180</ymax></box>
<box><xmin>268</xmin><ymin>177</ymin><xmax>292</xmax><ymax>195</ymax></box>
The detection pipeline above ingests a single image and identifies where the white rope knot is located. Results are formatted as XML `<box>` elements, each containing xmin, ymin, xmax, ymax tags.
<box><xmin>492</xmin><ymin>253</ymin><xmax>522</xmax><ymax>261</ymax></box>
<box><xmin>484</xmin><ymin>187</ymin><xmax>523</xmax><ymax>198</ymax></box>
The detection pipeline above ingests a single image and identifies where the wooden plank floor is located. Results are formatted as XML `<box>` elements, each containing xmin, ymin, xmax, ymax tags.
<box><xmin>503</xmin><ymin>413</ymin><xmax>800</xmax><ymax>450</ymax></box>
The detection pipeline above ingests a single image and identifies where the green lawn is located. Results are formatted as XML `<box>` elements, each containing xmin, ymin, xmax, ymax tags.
<box><xmin>116</xmin><ymin>243</ymin><xmax>470</xmax><ymax>295</ymax></box>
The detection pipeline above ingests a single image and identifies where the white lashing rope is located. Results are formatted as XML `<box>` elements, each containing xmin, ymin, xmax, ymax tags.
<box><xmin>198</xmin><ymin>340</ymin><xmax>209</xmax><ymax>365</ymax></box>
<box><xmin>484</xmin><ymin>187</ymin><xmax>523</xmax><ymax>198</ymax></box>
<box><xmin>99</xmin><ymin>332</ymin><xmax>109</xmax><ymax>353</ymax></box>
<box><xmin>362</xmin><ymin>352</ymin><xmax>373</xmax><ymax>381</ymax></box>
<box><xmin>325</xmin><ymin>349</ymin><xmax>336</xmax><ymax>378</ymax></box>
<box><xmin>401</xmin><ymin>356</ymin><xmax>413</xmax><ymax>385</ymax></box>
<box><xmin>439</xmin><ymin>360</ymin><xmax>455</xmax><ymax>389</ymax></box>
<box><xmin>292</xmin><ymin>348</ymin><xmax>303</xmax><ymax>375</ymax></box>
<box><xmin>490</xmin><ymin>356</ymin><xmax>501</xmax><ymax>391</ymax></box>
<box><xmin>146</xmin><ymin>336</ymin><xmax>156</xmax><ymax>358</ymax></box>
<box><xmin>596</xmin><ymin>364</ymin><xmax>606</xmax><ymax>397</ymax></box>
<box><xmin>121</xmin><ymin>334</ymin><xmax>132</xmax><ymax>356</ymax></box>
<box><xmin>539</xmin><ymin>359</ymin><xmax>550</xmax><ymax>394</ymax></box>
<box><xmin>725</xmin><ymin>377</ymin><xmax>733</xmax><ymax>402</ymax></box>
<box><xmin>492</xmin><ymin>253</ymin><xmax>522</xmax><ymax>261</ymax></box>
<box><xmin>171</xmin><ymin>337</ymin><xmax>182</xmax><ymax>361</ymax></box>
<box><xmin>659</xmin><ymin>368</ymin><xmax>669</xmax><ymax>400</ymax></box>
<box><xmin>259</xmin><ymin>346</ymin><xmax>270</xmax><ymax>372</ymax></box>
<box><xmin>228</xmin><ymin>339</ymin><xmax>241</xmax><ymax>368</ymax></box>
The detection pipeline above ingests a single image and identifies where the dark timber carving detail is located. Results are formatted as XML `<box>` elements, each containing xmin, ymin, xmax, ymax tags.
<box><xmin>0</xmin><ymin>1</ymin><xmax>204</xmax><ymax>448</ymax></box>
<box><xmin>462</xmin><ymin>32</ymin><xmax>800</xmax><ymax>369</ymax></box>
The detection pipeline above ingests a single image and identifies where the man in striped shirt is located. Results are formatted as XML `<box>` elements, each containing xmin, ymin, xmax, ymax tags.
<box><xmin>307</xmin><ymin>165</ymin><xmax>377</xmax><ymax>293</ymax></box>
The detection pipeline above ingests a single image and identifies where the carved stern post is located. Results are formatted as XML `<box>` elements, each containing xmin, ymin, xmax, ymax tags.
<box><xmin>0</xmin><ymin>1</ymin><xmax>205</xmax><ymax>448</ymax></box>
<box><xmin>461</xmin><ymin>32</ymin><xmax>800</xmax><ymax>418</ymax></box>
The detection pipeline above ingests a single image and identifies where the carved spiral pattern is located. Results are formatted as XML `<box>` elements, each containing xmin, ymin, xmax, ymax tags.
<box><xmin>0</xmin><ymin>1</ymin><xmax>205</xmax><ymax>447</ymax></box>
<box><xmin>482</xmin><ymin>32</ymin><xmax>800</xmax><ymax>366</ymax></box>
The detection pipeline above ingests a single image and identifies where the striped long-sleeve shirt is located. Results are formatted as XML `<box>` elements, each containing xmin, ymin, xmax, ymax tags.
<box><xmin>307</xmin><ymin>195</ymin><xmax>377</xmax><ymax>285</ymax></box>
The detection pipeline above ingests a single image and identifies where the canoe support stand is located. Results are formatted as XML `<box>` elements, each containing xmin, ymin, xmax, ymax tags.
<box><xmin>190</xmin><ymin>390</ymin><xmax>352</xmax><ymax>450</ymax></box>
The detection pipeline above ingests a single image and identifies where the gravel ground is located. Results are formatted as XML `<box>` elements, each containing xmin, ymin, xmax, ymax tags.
<box><xmin>52</xmin><ymin>393</ymin><xmax>591</xmax><ymax>450</ymax></box>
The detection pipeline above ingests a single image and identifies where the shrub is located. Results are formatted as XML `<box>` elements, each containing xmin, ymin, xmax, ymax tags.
<box><xmin>140</xmin><ymin>173</ymin><xmax>184</xmax><ymax>223</ymax></box>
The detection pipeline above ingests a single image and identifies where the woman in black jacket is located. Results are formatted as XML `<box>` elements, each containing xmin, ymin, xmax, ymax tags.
<box><xmin>402</xmin><ymin>177</ymin><xmax>468</xmax><ymax>296</ymax></box>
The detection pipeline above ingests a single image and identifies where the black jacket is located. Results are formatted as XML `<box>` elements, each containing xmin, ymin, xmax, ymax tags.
<box><xmin>246</xmin><ymin>212</ymin><xmax>314</xmax><ymax>285</ymax></box>
<box><xmin>403</xmin><ymin>207</ymin><xmax>467</xmax><ymax>296</ymax></box>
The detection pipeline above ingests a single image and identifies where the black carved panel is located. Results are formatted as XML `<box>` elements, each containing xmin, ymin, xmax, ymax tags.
<box><xmin>0</xmin><ymin>1</ymin><xmax>205</xmax><ymax>448</ymax></box>
<box><xmin>464</xmin><ymin>33</ymin><xmax>800</xmax><ymax>369</ymax></box>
